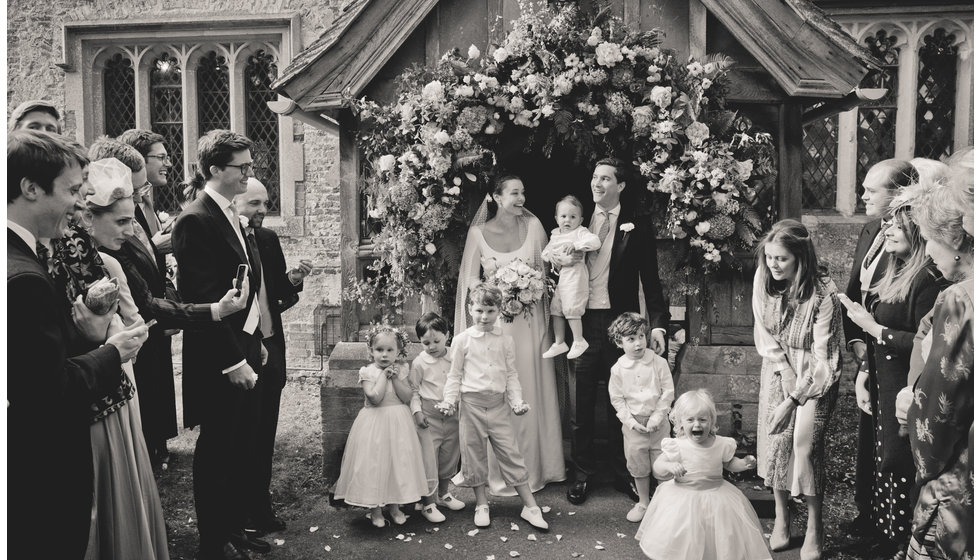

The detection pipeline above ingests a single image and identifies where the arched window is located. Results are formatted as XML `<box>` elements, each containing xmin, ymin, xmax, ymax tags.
<box><xmin>196</xmin><ymin>51</ymin><xmax>230</xmax><ymax>134</ymax></box>
<box><xmin>150</xmin><ymin>51</ymin><xmax>185</xmax><ymax>212</ymax></box>
<box><xmin>916</xmin><ymin>28</ymin><xmax>958</xmax><ymax>159</ymax></box>
<box><xmin>856</xmin><ymin>29</ymin><xmax>900</xmax><ymax>211</ymax></box>
<box><xmin>103</xmin><ymin>53</ymin><xmax>135</xmax><ymax>137</ymax></box>
<box><xmin>244</xmin><ymin>50</ymin><xmax>281</xmax><ymax>215</ymax></box>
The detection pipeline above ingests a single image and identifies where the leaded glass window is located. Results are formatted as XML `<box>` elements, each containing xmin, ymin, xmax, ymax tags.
<box><xmin>802</xmin><ymin>111</ymin><xmax>839</xmax><ymax>210</ymax></box>
<box><xmin>856</xmin><ymin>29</ymin><xmax>900</xmax><ymax>211</ymax></box>
<box><xmin>197</xmin><ymin>51</ymin><xmax>230</xmax><ymax>134</ymax></box>
<box><xmin>244</xmin><ymin>50</ymin><xmax>281</xmax><ymax>215</ymax></box>
<box><xmin>103</xmin><ymin>53</ymin><xmax>135</xmax><ymax>137</ymax></box>
<box><xmin>916</xmin><ymin>28</ymin><xmax>958</xmax><ymax>159</ymax></box>
<box><xmin>150</xmin><ymin>52</ymin><xmax>185</xmax><ymax>213</ymax></box>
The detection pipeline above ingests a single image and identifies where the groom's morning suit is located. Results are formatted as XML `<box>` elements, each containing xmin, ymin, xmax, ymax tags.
<box><xmin>173</xmin><ymin>186</ymin><xmax>265</xmax><ymax>551</ymax></box>
<box><xmin>246</xmin><ymin>224</ymin><xmax>302</xmax><ymax>519</ymax></box>
<box><xmin>570</xmin><ymin>203</ymin><xmax>669</xmax><ymax>482</ymax></box>
<box><xmin>7</xmin><ymin>226</ymin><xmax>123</xmax><ymax>559</ymax></box>
<box><xmin>844</xmin><ymin>218</ymin><xmax>889</xmax><ymax>525</ymax></box>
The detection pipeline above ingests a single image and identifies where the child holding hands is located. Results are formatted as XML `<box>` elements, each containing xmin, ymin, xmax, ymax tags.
<box><xmin>635</xmin><ymin>389</ymin><xmax>771</xmax><ymax>560</ymax></box>
<box><xmin>541</xmin><ymin>195</ymin><xmax>602</xmax><ymax>360</ymax></box>
<box><xmin>607</xmin><ymin>312</ymin><xmax>675</xmax><ymax>522</ymax></box>
<box><xmin>409</xmin><ymin>312</ymin><xmax>465</xmax><ymax>518</ymax></box>
<box><xmin>333</xmin><ymin>325</ymin><xmax>437</xmax><ymax>527</ymax></box>
<box><xmin>436</xmin><ymin>283</ymin><xmax>549</xmax><ymax>530</ymax></box>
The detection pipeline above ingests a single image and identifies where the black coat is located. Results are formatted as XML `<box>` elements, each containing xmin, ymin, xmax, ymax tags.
<box><xmin>603</xmin><ymin>205</ymin><xmax>669</xmax><ymax>331</ymax></box>
<box><xmin>844</xmin><ymin>218</ymin><xmax>888</xmax><ymax>343</ymax></box>
<box><xmin>7</xmin><ymin>230</ymin><xmax>122</xmax><ymax>559</ymax></box>
<box><xmin>253</xmin><ymin>226</ymin><xmax>302</xmax><ymax>387</ymax></box>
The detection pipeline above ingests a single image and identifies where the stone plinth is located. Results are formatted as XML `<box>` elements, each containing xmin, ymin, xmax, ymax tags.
<box><xmin>674</xmin><ymin>344</ymin><xmax>764</xmax><ymax>440</ymax></box>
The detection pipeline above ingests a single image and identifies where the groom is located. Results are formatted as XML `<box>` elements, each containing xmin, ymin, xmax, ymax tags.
<box><xmin>566</xmin><ymin>157</ymin><xmax>669</xmax><ymax>505</ymax></box>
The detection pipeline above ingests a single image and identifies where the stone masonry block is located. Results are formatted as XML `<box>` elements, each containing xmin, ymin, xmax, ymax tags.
<box><xmin>676</xmin><ymin>372</ymin><xmax>731</xmax><ymax>401</ymax></box>
<box><xmin>729</xmin><ymin>373</ymin><xmax>760</xmax><ymax>401</ymax></box>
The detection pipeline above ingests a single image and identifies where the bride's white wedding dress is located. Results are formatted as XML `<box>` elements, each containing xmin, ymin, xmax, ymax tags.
<box><xmin>455</xmin><ymin>217</ymin><xmax>566</xmax><ymax>495</ymax></box>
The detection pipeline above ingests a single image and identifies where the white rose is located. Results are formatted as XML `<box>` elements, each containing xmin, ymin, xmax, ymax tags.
<box><xmin>685</xmin><ymin>121</ymin><xmax>710</xmax><ymax>147</ymax></box>
<box><xmin>695</xmin><ymin>221</ymin><xmax>711</xmax><ymax>236</ymax></box>
<box><xmin>425</xmin><ymin>243</ymin><xmax>437</xmax><ymax>255</ymax></box>
<box><xmin>446</xmin><ymin>186</ymin><xmax>460</xmax><ymax>196</ymax></box>
<box><xmin>493</xmin><ymin>47</ymin><xmax>509</xmax><ymax>63</ymax></box>
<box><xmin>455</xmin><ymin>84</ymin><xmax>475</xmax><ymax>97</ymax></box>
<box><xmin>433</xmin><ymin>130</ymin><xmax>451</xmax><ymax>145</ymax></box>
<box><xmin>467</xmin><ymin>44</ymin><xmax>481</xmax><ymax>60</ymax></box>
<box><xmin>650</xmin><ymin>86</ymin><xmax>672</xmax><ymax>109</ymax></box>
<box><xmin>377</xmin><ymin>154</ymin><xmax>396</xmax><ymax>172</ymax></box>
<box><xmin>422</xmin><ymin>80</ymin><xmax>445</xmax><ymax>103</ymax></box>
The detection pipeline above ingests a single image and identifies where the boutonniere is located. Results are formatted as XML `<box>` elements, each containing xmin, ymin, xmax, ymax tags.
<box><xmin>239</xmin><ymin>215</ymin><xmax>249</xmax><ymax>229</ymax></box>
<box><xmin>619</xmin><ymin>222</ymin><xmax>635</xmax><ymax>233</ymax></box>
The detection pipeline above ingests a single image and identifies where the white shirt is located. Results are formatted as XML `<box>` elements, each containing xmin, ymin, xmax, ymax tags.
<box><xmin>587</xmin><ymin>203</ymin><xmax>620</xmax><ymax>309</ymax></box>
<box><xmin>443</xmin><ymin>325</ymin><xmax>523</xmax><ymax>406</ymax></box>
<box><xmin>7</xmin><ymin>220</ymin><xmax>37</xmax><ymax>256</ymax></box>
<box><xmin>608</xmin><ymin>348</ymin><xmax>674</xmax><ymax>424</ymax></box>
<box><xmin>409</xmin><ymin>350</ymin><xmax>452</xmax><ymax>414</ymax></box>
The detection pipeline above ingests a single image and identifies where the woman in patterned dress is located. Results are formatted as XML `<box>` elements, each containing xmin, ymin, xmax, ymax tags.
<box><xmin>752</xmin><ymin>219</ymin><xmax>843</xmax><ymax>560</ymax></box>
<box><xmin>839</xmin><ymin>196</ymin><xmax>948</xmax><ymax>560</ymax></box>
<box><xmin>897</xmin><ymin>177</ymin><xmax>973</xmax><ymax>560</ymax></box>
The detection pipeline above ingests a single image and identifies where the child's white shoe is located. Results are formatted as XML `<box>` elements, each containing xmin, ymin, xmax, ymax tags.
<box><xmin>439</xmin><ymin>492</ymin><xmax>466</xmax><ymax>511</ymax></box>
<box><xmin>421</xmin><ymin>503</ymin><xmax>446</xmax><ymax>523</ymax></box>
<box><xmin>474</xmin><ymin>504</ymin><xmax>491</xmax><ymax>527</ymax></box>
<box><xmin>542</xmin><ymin>342</ymin><xmax>569</xmax><ymax>359</ymax></box>
<box><xmin>369</xmin><ymin>510</ymin><xmax>386</xmax><ymax>528</ymax></box>
<box><xmin>520</xmin><ymin>506</ymin><xmax>549</xmax><ymax>530</ymax></box>
<box><xmin>387</xmin><ymin>505</ymin><xmax>407</xmax><ymax>525</ymax></box>
<box><xmin>566</xmin><ymin>340</ymin><xmax>589</xmax><ymax>360</ymax></box>
<box><xmin>626</xmin><ymin>503</ymin><xmax>647</xmax><ymax>522</ymax></box>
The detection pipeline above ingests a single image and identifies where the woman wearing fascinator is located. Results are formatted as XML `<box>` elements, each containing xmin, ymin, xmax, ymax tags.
<box><xmin>454</xmin><ymin>174</ymin><xmax>566</xmax><ymax>496</ymax></box>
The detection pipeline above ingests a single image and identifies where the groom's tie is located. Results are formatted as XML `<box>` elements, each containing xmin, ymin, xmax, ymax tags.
<box><xmin>863</xmin><ymin>224</ymin><xmax>887</xmax><ymax>270</ymax></box>
<box><xmin>588</xmin><ymin>210</ymin><xmax>610</xmax><ymax>268</ymax></box>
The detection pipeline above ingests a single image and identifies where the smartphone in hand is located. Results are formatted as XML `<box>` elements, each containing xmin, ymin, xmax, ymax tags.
<box><xmin>235</xmin><ymin>263</ymin><xmax>248</xmax><ymax>296</ymax></box>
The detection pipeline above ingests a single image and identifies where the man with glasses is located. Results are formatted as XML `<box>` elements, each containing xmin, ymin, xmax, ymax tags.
<box><xmin>117</xmin><ymin>129</ymin><xmax>174</xmax><ymax>257</ymax></box>
<box><xmin>173</xmin><ymin>129</ymin><xmax>269</xmax><ymax>560</ymax></box>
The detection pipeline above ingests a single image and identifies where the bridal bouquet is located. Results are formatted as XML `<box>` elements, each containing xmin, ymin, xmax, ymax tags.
<box><xmin>489</xmin><ymin>259</ymin><xmax>549</xmax><ymax>322</ymax></box>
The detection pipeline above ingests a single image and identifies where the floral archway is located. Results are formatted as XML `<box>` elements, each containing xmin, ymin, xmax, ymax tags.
<box><xmin>345</xmin><ymin>3</ymin><xmax>776</xmax><ymax>323</ymax></box>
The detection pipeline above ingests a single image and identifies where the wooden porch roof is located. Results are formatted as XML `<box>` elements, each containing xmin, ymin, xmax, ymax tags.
<box><xmin>273</xmin><ymin>0</ymin><xmax>880</xmax><ymax>111</ymax></box>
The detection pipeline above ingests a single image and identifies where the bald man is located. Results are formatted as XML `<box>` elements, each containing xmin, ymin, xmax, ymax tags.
<box><xmin>234</xmin><ymin>178</ymin><xmax>311</xmax><ymax>535</ymax></box>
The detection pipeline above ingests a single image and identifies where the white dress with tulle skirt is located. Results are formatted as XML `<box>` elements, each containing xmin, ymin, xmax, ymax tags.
<box><xmin>635</xmin><ymin>436</ymin><xmax>771</xmax><ymax>560</ymax></box>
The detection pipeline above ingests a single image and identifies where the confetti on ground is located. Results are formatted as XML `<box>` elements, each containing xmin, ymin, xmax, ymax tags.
<box><xmin>333</xmin><ymin>535</ymin><xmax>340</xmax><ymax>539</ymax></box>
<box><xmin>541</xmin><ymin>506</ymin><xmax>551</xmax><ymax>513</ymax></box>
<box><xmin>396</xmin><ymin>534</ymin><xmax>406</xmax><ymax>541</ymax></box>
<box><xmin>556</xmin><ymin>535</ymin><xmax>563</xmax><ymax>541</ymax></box>
<box><xmin>567</xmin><ymin>511</ymin><xmax>576</xmax><ymax>516</ymax></box>
<box><xmin>596</xmin><ymin>541</ymin><xmax>604</xmax><ymax>545</ymax></box>
<box><xmin>527</xmin><ymin>534</ymin><xmax>537</xmax><ymax>541</ymax></box>
<box><xmin>405</xmin><ymin>537</ymin><xmax>413</xmax><ymax>542</ymax></box>
<box><xmin>273</xmin><ymin>539</ymin><xmax>285</xmax><ymax>546</ymax></box>
<box><xmin>310</xmin><ymin>526</ymin><xmax>319</xmax><ymax>533</ymax></box>
<box><xmin>500</xmin><ymin>536</ymin><xmax>508</xmax><ymax>542</ymax></box>
<box><xmin>433</xmin><ymin>528</ymin><xmax>440</xmax><ymax>532</ymax></box>
<box><xmin>510</xmin><ymin>523</ymin><xmax>520</xmax><ymax>531</ymax></box>
<box><xmin>616</xmin><ymin>533</ymin><xmax>627</xmax><ymax>538</ymax></box>
<box><xmin>595</xmin><ymin>545</ymin><xmax>606</xmax><ymax>550</ymax></box>
<box><xmin>509</xmin><ymin>552</ymin><xmax>520</xmax><ymax>558</ymax></box>
<box><xmin>486</xmin><ymin>556</ymin><xmax>495</xmax><ymax>560</ymax></box>
<box><xmin>467</xmin><ymin>529</ymin><xmax>480</xmax><ymax>537</ymax></box>
<box><xmin>445</xmin><ymin>543</ymin><xmax>453</xmax><ymax>549</ymax></box>
<box><xmin>324</xmin><ymin>545</ymin><xmax>332</xmax><ymax>552</ymax></box>
<box><xmin>572</xmin><ymin>553</ymin><xmax>582</xmax><ymax>558</ymax></box>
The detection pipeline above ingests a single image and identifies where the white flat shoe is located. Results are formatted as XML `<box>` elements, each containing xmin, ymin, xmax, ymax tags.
<box><xmin>626</xmin><ymin>503</ymin><xmax>647</xmax><ymax>522</ymax></box>
<box><xmin>439</xmin><ymin>492</ymin><xmax>466</xmax><ymax>511</ymax></box>
<box><xmin>387</xmin><ymin>506</ymin><xmax>407</xmax><ymax>525</ymax></box>
<box><xmin>520</xmin><ymin>506</ymin><xmax>549</xmax><ymax>530</ymax></box>
<box><xmin>566</xmin><ymin>340</ymin><xmax>589</xmax><ymax>360</ymax></box>
<box><xmin>542</xmin><ymin>342</ymin><xmax>569</xmax><ymax>359</ymax></box>
<box><xmin>421</xmin><ymin>503</ymin><xmax>446</xmax><ymax>523</ymax></box>
<box><xmin>474</xmin><ymin>505</ymin><xmax>490</xmax><ymax>527</ymax></box>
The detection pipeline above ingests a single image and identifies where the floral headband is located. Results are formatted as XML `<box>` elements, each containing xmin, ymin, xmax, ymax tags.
<box><xmin>86</xmin><ymin>158</ymin><xmax>134</xmax><ymax>208</ymax></box>
<box><xmin>366</xmin><ymin>324</ymin><xmax>411</xmax><ymax>358</ymax></box>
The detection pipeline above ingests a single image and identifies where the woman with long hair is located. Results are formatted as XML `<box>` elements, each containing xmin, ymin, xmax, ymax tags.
<box><xmin>752</xmin><ymin>219</ymin><xmax>843</xmax><ymax>560</ymax></box>
<box><xmin>454</xmin><ymin>174</ymin><xmax>566</xmax><ymax>496</ymax></box>
<box><xmin>839</xmin><ymin>192</ymin><xmax>948</xmax><ymax>559</ymax></box>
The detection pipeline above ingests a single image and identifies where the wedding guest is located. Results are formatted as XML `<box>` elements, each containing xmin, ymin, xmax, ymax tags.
<box><xmin>234</xmin><ymin>177</ymin><xmax>310</xmax><ymax>536</ymax></box>
<box><xmin>841</xmin><ymin>158</ymin><xmax>917</xmax><ymax>536</ymax></box>
<box><xmin>541</xmin><ymin>194</ymin><xmax>601</xmax><ymax>360</ymax></box>
<box><xmin>117</xmin><ymin>129</ymin><xmax>173</xmax><ymax>256</ymax></box>
<box><xmin>838</xmin><ymin>193</ymin><xmax>947</xmax><ymax>559</ymax></box>
<box><xmin>438</xmin><ymin>283</ymin><xmax>549</xmax><ymax>530</ymax></box>
<box><xmin>333</xmin><ymin>325</ymin><xmax>435</xmax><ymax>527</ymax></box>
<box><xmin>8</xmin><ymin>129</ymin><xmax>146</xmax><ymax>559</ymax></box>
<box><xmin>636</xmin><ymin>390</ymin><xmax>769</xmax><ymax>560</ymax></box>
<box><xmin>8</xmin><ymin>98</ymin><xmax>61</xmax><ymax>133</ymax></box>
<box><xmin>91</xmin><ymin>140</ymin><xmax>250</xmax><ymax>472</ymax></box>
<box><xmin>897</xmin><ymin>179</ymin><xmax>973</xmax><ymax>560</ymax></box>
<box><xmin>455</xmin><ymin>174</ymin><xmax>566</xmax><ymax>496</ymax></box>
<box><xmin>81</xmin><ymin>157</ymin><xmax>169</xmax><ymax>559</ymax></box>
<box><xmin>173</xmin><ymin>129</ymin><xmax>268</xmax><ymax>560</ymax></box>
<box><xmin>606</xmin><ymin>312</ymin><xmax>674</xmax><ymax>523</ymax></box>
<box><xmin>409</xmin><ymin>312</ymin><xmax>465</xmax><ymax>517</ymax></box>
<box><xmin>753</xmin><ymin>219</ymin><xmax>842</xmax><ymax>560</ymax></box>
<box><xmin>566</xmin><ymin>157</ymin><xmax>669</xmax><ymax>505</ymax></box>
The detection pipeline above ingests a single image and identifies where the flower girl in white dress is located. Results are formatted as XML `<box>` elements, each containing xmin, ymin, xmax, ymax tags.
<box><xmin>635</xmin><ymin>389</ymin><xmax>771</xmax><ymax>560</ymax></box>
<box><xmin>333</xmin><ymin>326</ymin><xmax>437</xmax><ymax>527</ymax></box>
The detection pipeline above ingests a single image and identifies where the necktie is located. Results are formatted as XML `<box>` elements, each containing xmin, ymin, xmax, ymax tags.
<box><xmin>35</xmin><ymin>242</ymin><xmax>50</xmax><ymax>268</ymax></box>
<box><xmin>863</xmin><ymin>228</ymin><xmax>886</xmax><ymax>270</ymax></box>
<box><xmin>588</xmin><ymin>211</ymin><xmax>610</xmax><ymax>268</ymax></box>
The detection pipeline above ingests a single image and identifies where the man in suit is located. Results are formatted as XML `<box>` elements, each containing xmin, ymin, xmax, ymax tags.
<box><xmin>173</xmin><ymin>129</ymin><xmax>270</xmax><ymax>560</ymax></box>
<box><xmin>841</xmin><ymin>158</ymin><xmax>917</xmax><ymax>537</ymax></box>
<box><xmin>234</xmin><ymin>178</ymin><xmax>311</xmax><ymax>535</ymax></box>
<box><xmin>118</xmin><ymin>128</ymin><xmax>173</xmax><ymax>263</ymax></box>
<box><xmin>566</xmin><ymin>157</ymin><xmax>669</xmax><ymax>505</ymax></box>
<box><xmin>7</xmin><ymin>129</ymin><xmax>148</xmax><ymax>558</ymax></box>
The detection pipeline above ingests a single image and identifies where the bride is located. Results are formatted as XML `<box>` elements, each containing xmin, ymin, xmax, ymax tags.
<box><xmin>455</xmin><ymin>174</ymin><xmax>566</xmax><ymax>495</ymax></box>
